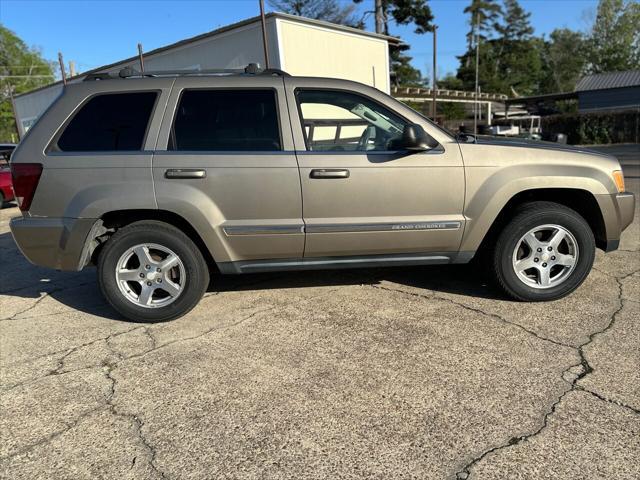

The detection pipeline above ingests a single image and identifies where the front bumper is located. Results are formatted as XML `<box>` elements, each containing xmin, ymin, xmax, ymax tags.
<box><xmin>10</xmin><ymin>216</ymin><xmax>96</xmax><ymax>271</ymax></box>
<box><xmin>596</xmin><ymin>191</ymin><xmax>635</xmax><ymax>252</ymax></box>
<box><xmin>616</xmin><ymin>192</ymin><xmax>635</xmax><ymax>232</ymax></box>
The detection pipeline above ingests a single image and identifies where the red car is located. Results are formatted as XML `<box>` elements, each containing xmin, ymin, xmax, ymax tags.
<box><xmin>1</xmin><ymin>144</ymin><xmax>17</xmax><ymax>205</ymax></box>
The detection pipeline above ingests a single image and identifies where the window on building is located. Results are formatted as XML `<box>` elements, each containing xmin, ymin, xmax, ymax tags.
<box><xmin>296</xmin><ymin>90</ymin><xmax>407</xmax><ymax>152</ymax></box>
<box><xmin>57</xmin><ymin>92</ymin><xmax>157</xmax><ymax>151</ymax></box>
<box><xmin>170</xmin><ymin>90</ymin><xmax>281</xmax><ymax>151</ymax></box>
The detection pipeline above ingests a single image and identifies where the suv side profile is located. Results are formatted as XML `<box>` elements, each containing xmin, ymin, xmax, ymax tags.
<box><xmin>10</xmin><ymin>66</ymin><xmax>635</xmax><ymax>322</ymax></box>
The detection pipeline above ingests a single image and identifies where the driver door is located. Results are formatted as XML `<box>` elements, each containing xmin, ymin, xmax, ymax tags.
<box><xmin>285</xmin><ymin>79</ymin><xmax>466</xmax><ymax>259</ymax></box>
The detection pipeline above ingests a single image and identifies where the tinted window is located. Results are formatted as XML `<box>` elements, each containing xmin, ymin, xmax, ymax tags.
<box><xmin>57</xmin><ymin>92</ymin><xmax>157</xmax><ymax>151</ymax></box>
<box><xmin>170</xmin><ymin>90</ymin><xmax>281</xmax><ymax>151</ymax></box>
<box><xmin>296</xmin><ymin>90</ymin><xmax>407</xmax><ymax>152</ymax></box>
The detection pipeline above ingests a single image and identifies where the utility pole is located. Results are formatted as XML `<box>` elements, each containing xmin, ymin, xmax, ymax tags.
<box><xmin>69</xmin><ymin>61</ymin><xmax>76</xmax><ymax>77</ymax></box>
<box><xmin>259</xmin><ymin>0</ymin><xmax>270</xmax><ymax>69</ymax></box>
<box><xmin>374</xmin><ymin>0</ymin><xmax>384</xmax><ymax>34</ymax></box>
<box><xmin>474</xmin><ymin>13</ymin><xmax>480</xmax><ymax>135</ymax></box>
<box><xmin>432</xmin><ymin>25</ymin><xmax>438</xmax><ymax>121</ymax></box>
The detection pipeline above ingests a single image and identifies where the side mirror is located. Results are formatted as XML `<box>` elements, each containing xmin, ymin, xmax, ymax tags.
<box><xmin>400</xmin><ymin>124</ymin><xmax>438</xmax><ymax>151</ymax></box>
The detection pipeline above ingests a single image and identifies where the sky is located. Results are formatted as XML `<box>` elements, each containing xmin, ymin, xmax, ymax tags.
<box><xmin>1</xmin><ymin>0</ymin><xmax>600</xmax><ymax>80</ymax></box>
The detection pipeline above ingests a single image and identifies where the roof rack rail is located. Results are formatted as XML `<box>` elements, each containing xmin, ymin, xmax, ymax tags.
<box><xmin>84</xmin><ymin>63</ymin><xmax>289</xmax><ymax>81</ymax></box>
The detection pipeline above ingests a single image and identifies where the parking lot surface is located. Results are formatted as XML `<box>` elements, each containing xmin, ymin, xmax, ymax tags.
<box><xmin>1</xmin><ymin>177</ymin><xmax>639</xmax><ymax>479</ymax></box>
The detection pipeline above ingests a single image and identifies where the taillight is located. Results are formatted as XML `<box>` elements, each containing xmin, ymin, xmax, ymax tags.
<box><xmin>11</xmin><ymin>163</ymin><xmax>43</xmax><ymax>212</ymax></box>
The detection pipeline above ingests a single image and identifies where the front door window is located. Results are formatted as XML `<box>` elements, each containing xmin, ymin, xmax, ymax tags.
<box><xmin>296</xmin><ymin>90</ymin><xmax>407</xmax><ymax>152</ymax></box>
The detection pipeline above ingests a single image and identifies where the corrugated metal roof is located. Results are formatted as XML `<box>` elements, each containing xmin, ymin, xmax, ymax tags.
<box><xmin>575</xmin><ymin>70</ymin><xmax>640</xmax><ymax>92</ymax></box>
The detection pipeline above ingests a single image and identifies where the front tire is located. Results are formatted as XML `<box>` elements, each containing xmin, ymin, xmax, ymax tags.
<box><xmin>98</xmin><ymin>221</ymin><xmax>209</xmax><ymax>322</ymax></box>
<box><xmin>492</xmin><ymin>201</ymin><xmax>595</xmax><ymax>301</ymax></box>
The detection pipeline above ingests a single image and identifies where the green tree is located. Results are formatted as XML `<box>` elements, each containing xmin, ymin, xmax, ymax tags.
<box><xmin>353</xmin><ymin>0</ymin><xmax>435</xmax><ymax>86</ymax></box>
<box><xmin>540</xmin><ymin>28</ymin><xmax>587</xmax><ymax>93</ymax></box>
<box><xmin>438</xmin><ymin>73</ymin><xmax>464</xmax><ymax>90</ymax></box>
<box><xmin>455</xmin><ymin>0</ymin><xmax>543</xmax><ymax>96</ymax></box>
<box><xmin>492</xmin><ymin>0</ymin><xmax>535</xmax><ymax>81</ymax></box>
<box><xmin>495</xmin><ymin>0</ymin><xmax>532</xmax><ymax>41</ymax></box>
<box><xmin>268</xmin><ymin>0</ymin><xmax>359</xmax><ymax>26</ymax></box>
<box><xmin>463</xmin><ymin>0</ymin><xmax>502</xmax><ymax>52</ymax></box>
<box><xmin>585</xmin><ymin>0</ymin><xmax>640</xmax><ymax>73</ymax></box>
<box><xmin>1</xmin><ymin>25</ymin><xmax>55</xmax><ymax>142</ymax></box>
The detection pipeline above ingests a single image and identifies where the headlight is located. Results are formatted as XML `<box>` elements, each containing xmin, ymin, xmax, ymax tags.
<box><xmin>612</xmin><ymin>170</ymin><xmax>625</xmax><ymax>193</ymax></box>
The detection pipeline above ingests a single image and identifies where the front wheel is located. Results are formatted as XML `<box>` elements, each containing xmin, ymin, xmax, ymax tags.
<box><xmin>492</xmin><ymin>201</ymin><xmax>595</xmax><ymax>301</ymax></box>
<box><xmin>98</xmin><ymin>221</ymin><xmax>209</xmax><ymax>322</ymax></box>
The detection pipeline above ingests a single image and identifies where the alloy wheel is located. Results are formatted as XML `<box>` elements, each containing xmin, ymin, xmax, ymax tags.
<box><xmin>115</xmin><ymin>243</ymin><xmax>186</xmax><ymax>308</ymax></box>
<box><xmin>512</xmin><ymin>224</ymin><xmax>579</xmax><ymax>289</ymax></box>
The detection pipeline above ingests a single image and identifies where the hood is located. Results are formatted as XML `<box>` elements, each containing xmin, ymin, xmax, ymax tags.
<box><xmin>472</xmin><ymin>135</ymin><xmax>612</xmax><ymax>158</ymax></box>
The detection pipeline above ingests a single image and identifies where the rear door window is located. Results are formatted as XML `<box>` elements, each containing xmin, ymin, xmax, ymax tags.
<box><xmin>169</xmin><ymin>90</ymin><xmax>281</xmax><ymax>151</ymax></box>
<box><xmin>57</xmin><ymin>92</ymin><xmax>157</xmax><ymax>151</ymax></box>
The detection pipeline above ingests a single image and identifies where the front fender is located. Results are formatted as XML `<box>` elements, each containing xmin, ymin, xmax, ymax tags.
<box><xmin>460</xmin><ymin>163</ymin><xmax>615</xmax><ymax>252</ymax></box>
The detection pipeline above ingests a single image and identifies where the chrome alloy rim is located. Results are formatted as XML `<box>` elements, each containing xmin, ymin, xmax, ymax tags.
<box><xmin>512</xmin><ymin>224</ymin><xmax>579</xmax><ymax>290</ymax></box>
<box><xmin>116</xmin><ymin>243</ymin><xmax>185</xmax><ymax>308</ymax></box>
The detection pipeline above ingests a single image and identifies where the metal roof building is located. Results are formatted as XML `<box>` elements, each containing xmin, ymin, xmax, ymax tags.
<box><xmin>575</xmin><ymin>70</ymin><xmax>640</xmax><ymax>112</ymax></box>
<box><xmin>504</xmin><ymin>69</ymin><xmax>640</xmax><ymax>115</ymax></box>
<box><xmin>14</xmin><ymin>13</ymin><xmax>400</xmax><ymax>136</ymax></box>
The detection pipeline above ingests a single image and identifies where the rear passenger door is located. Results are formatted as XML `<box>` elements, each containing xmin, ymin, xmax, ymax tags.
<box><xmin>153</xmin><ymin>76</ymin><xmax>304</xmax><ymax>265</ymax></box>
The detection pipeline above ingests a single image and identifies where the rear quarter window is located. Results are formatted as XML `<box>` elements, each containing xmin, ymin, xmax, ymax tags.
<box><xmin>56</xmin><ymin>91</ymin><xmax>157</xmax><ymax>152</ymax></box>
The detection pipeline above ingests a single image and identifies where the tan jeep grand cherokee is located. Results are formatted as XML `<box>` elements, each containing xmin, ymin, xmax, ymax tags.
<box><xmin>10</xmin><ymin>65</ymin><xmax>635</xmax><ymax>322</ymax></box>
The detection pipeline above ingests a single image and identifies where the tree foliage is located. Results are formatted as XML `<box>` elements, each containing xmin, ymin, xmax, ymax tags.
<box><xmin>1</xmin><ymin>25</ymin><xmax>55</xmax><ymax>142</ymax></box>
<box><xmin>268</xmin><ymin>0</ymin><xmax>359</xmax><ymax>26</ymax></box>
<box><xmin>539</xmin><ymin>28</ymin><xmax>586</xmax><ymax>93</ymax></box>
<box><xmin>353</xmin><ymin>0</ymin><xmax>434</xmax><ymax>86</ymax></box>
<box><xmin>584</xmin><ymin>0</ymin><xmax>640</xmax><ymax>73</ymax></box>
<box><xmin>454</xmin><ymin>0</ymin><xmax>639</xmax><ymax>97</ymax></box>
<box><xmin>495</xmin><ymin>0</ymin><xmax>532</xmax><ymax>41</ymax></box>
<box><xmin>456</xmin><ymin>0</ymin><xmax>542</xmax><ymax>96</ymax></box>
<box><xmin>463</xmin><ymin>0</ymin><xmax>502</xmax><ymax>51</ymax></box>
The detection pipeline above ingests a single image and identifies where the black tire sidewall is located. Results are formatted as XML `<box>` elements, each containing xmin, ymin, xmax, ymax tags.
<box><xmin>495</xmin><ymin>208</ymin><xmax>595</xmax><ymax>301</ymax></box>
<box><xmin>98</xmin><ymin>223</ymin><xmax>208</xmax><ymax>322</ymax></box>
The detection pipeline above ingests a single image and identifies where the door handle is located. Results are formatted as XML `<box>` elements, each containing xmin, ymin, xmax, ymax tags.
<box><xmin>310</xmin><ymin>169</ymin><xmax>350</xmax><ymax>179</ymax></box>
<box><xmin>164</xmin><ymin>169</ymin><xmax>206</xmax><ymax>179</ymax></box>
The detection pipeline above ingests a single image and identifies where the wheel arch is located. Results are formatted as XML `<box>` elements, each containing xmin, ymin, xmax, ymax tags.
<box><xmin>84</xmin><ymin>209</ymin><xmax>218</xmax><ymax>271</ymax></box>
<box><xmin>469</xmin><ymin>188</ymin><xmax>607</xmax><ymax>255</ymax></box>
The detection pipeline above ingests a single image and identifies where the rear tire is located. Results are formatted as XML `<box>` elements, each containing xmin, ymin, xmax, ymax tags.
<box><xmin>98</xmin><ymin>221</ymin><xmax>209</xmax><ymax>322</ymax></box>
<box><xmin>491</xmin><ymin>201</ymin><xmax>595</xmax><ymax>301</ymax></box>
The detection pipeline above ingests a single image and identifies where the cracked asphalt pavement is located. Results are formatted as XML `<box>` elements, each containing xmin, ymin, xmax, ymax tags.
<box><xmin>1</xmin><ymin>176</ymin><xmax>639</xmax><ymax>479</ymax></box>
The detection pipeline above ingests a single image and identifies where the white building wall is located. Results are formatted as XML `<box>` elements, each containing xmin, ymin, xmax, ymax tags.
<box><xmin>14</xmin><ymin>84</ymin><xmax>64</xmax><ymax>134</ymax></box>
<box><xmin>277</xmin><ymin>18</ymin><xmax>390</xmax><ymax>93</ymax></box>
<box><xmin>105</xmin><ymin>18</ymin><xmax>281</xmax><ymax>73</ymax></box>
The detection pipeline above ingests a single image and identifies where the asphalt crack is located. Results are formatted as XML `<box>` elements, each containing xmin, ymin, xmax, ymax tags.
<box><xmin>0</xmin><ymin>281</ymin><xmax>95</xmax><ymax>322</ymax></box>
<box><xmin>0</xmin><ymin>405</ymin><xmax>106</xmax><ymax>462</ymax></box>
<box><xmin>102</xmin><ymin>349</ymin><xmax>168</xmax><ymax>480</ymax></box>
<box><xmin>452</xmin><ymin>274</ymin><xmax>635</xmax><ymax>479</ymax></box>
<box><xmin>369</xmin><ymin>283</ymin><xmax>575</xmax><ymax>350</ymax></box>
<box><xmin>0</xmin><ymin>326</ymin><xmax>144</xmax><ymax>392</ymax></box>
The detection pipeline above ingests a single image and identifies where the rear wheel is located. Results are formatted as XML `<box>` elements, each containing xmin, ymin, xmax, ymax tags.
<box><xmin>492</xmin><ymin>202</ymin><xmax>595</xmax><ymax>301</ymax></box>
<box><xmin>98</xmin><ymin>221</ymin><xmax>209</xmax><ymax>322</ymax></box>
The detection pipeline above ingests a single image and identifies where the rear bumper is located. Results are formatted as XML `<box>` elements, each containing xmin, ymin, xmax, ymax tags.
<box><xmin>10</xmin><ymin>216</ymin><xmax>96</xmax><ymax>271</ymax></box>
<box><xmin>596</xmin><ymin>192</ymin><xmax>635</xmax><ymax>252</ymax></box>
<box><xmin>1</xmin><ymin>185</ymin><xmax>14</xmax><ymax>202</ymax></box>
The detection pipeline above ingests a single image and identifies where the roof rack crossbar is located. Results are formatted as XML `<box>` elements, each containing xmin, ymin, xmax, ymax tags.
<box><xmin>84</xmin><ymin>63</ymin><xmax>289</xmax><ymax>81</ymax></box>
